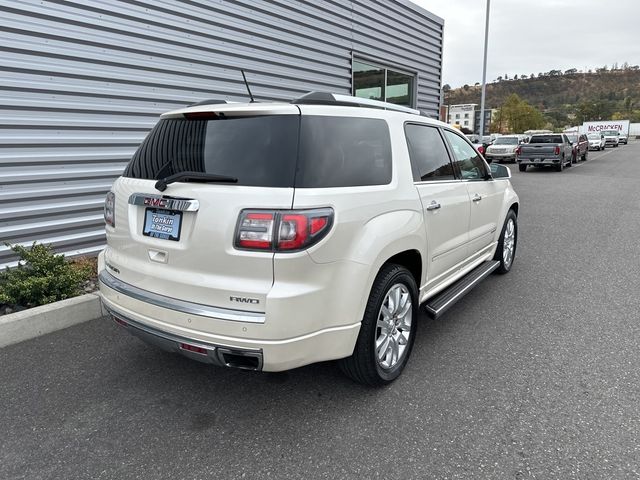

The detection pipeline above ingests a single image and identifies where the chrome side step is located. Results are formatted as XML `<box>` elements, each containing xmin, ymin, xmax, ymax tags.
<box><xmin>424</xmin><ymin>260</ymin><xmax>500</xmax><ymax>319</ymax></box>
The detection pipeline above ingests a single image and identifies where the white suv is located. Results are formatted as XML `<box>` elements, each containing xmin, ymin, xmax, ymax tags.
<box><xmin>99</xmin><ymin>92</ymin><xmax>520</xmax><ymax>385</ymax></box>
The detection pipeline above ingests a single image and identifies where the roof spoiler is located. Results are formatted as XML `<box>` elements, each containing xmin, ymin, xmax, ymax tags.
<box><xmin>187</xmin><ymin>99</ymin><xmax>234</xmax><ymax>107</ymax></box>
<box><xmin>291</xmin><ymin>91</ymin><xmax>421</xmax><ymax>115</ymax></box>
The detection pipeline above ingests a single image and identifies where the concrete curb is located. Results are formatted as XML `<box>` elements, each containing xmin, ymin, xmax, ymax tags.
<box><xmin>0</xmin><ymin>293</ymin><xmax>103</xmax><ymax>348</ymax></box>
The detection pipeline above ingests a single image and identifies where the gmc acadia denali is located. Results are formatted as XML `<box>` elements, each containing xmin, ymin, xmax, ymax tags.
<box><xmin>99</xmin><ymin>92</ymin><xmax>520</xmax><ymax>385</ymax></box>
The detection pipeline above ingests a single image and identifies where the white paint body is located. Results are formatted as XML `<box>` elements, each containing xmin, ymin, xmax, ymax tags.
<box><xmin>99</xmin><ymin>102</ymin><xmax>519</xmax><ymax>371</ymax></box>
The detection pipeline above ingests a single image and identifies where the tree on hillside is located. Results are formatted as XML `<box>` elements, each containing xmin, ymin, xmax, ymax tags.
<box><xmin>442</xmin><ymin>84</ymin><xmax>451</xmax><ymax>92</ymax></box>
<box><xmin>492</xmin><ymin>94</ymin><xmax>545</xmax><ymax>133</ymax></box>
<box><xmin>575</xmin><ymin>101</ymin><xmax>614</xmax><ymax>123</ymax></box>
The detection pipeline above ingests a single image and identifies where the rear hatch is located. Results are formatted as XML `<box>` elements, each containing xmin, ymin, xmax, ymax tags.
<box><xmin>104</xmin><ymin>105</ymin><xmax>299</xmax><ymax>312</ymax></box>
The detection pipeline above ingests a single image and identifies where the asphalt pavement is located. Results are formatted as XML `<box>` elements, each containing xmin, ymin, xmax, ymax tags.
<box><xmin>1</xmin><ymin>143</ymin><xmax>639</xmax><ymax>480</ymax></box>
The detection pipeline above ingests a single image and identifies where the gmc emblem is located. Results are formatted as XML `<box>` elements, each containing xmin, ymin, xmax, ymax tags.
<box><xmin>229</xmin><ymin>296</ymin><xmax>260</xmax><ymax>305</ymax></box>
<box><xmin>144</xmin><ymin>197</ymin><xmax>167</xmax><ymax>208</ymax></box>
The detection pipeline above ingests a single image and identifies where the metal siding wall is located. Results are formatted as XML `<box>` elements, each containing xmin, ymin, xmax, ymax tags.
<box><xmin>0</xmin><ymin>0</ymin><xmax>443</xmax><ymax>268</ymax></box>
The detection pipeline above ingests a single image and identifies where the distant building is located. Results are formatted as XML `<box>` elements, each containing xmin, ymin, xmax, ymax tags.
<box><xmin>448</xmin><ymin>104</ymin><xmax>477</xmax><ymax>131</ymax></box>
<box><xmin>474</xmin><ymin>108</ymin><xmax>496</xmax><ymax>135</ymax></box>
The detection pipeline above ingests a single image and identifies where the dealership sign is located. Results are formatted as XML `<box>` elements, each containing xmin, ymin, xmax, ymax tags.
<box><xmin>581</xmin><ymin>120</ymin><xmax>630</xmax><ymax>134</ymax></box>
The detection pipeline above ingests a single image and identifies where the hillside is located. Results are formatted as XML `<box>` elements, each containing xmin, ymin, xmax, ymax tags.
<box><xmin>446</xmin><ymin>68</ymin><xmax>640</xmax><ymax>125</ymax></box>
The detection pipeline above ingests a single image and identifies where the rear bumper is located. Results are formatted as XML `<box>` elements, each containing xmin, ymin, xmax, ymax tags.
<box><xmin>516</xmin><ymin>157</ymin><xmax>562</xmax><ymax>165</ymax></box>
<box><xmin>485</xmin><ymin>153</ymin><xmax>516</xmax><ymax>162</ymax></box>
<box><xmin>104</xmin><ymin>304</ymin><xmax>264</xmax><ymax>370</ymax></box>
<box><xmin>99</xmin><ymin>269</ymin><xmax>361</xmax><ymax>372</ymax></box>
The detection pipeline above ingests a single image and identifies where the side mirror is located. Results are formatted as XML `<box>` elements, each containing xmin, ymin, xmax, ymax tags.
<box><xmin>490</xmin><ymin>163</ymin><xmax>511</xmax><ymax>179</ymax></box>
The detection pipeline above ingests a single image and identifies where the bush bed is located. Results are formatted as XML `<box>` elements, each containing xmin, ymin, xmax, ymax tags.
<box><xmin>0</xmin><ymin>243</ymin><xmax>94</xmax><ymax>313</ymax></box>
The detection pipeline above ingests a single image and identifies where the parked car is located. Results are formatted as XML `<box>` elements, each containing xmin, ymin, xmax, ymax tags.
<box><xmin>602</xmin><ymin>130</ymin><xmax>620</xmax><ymax>148</ymax></box>
<box><xmin>618</xmin><ymin>131</ymin><xmax>628</xmax><ymax>144</ymax></box>
<box><xmin>516</xmin><ymin>133</ymin><xmax>573</xmax><ymax>172</ymax></box>
<box><xmin>564</xmin><ymin>133</ymin><xmax>589</xmax><ymax>162</ymax></box>
<box><xmin>587</xmin><ymin>133</ymin><xmax>605</xmax><ymax>151</ymax></box>
<box><xmin>484</xmin><ymin>135</ymin><xmax>520</xmax><ymax>163</ymax></box>
<box><xmin>98</xmin><ymin>92</ymin><xmax>520</xmax><ymax>386</ymax></box>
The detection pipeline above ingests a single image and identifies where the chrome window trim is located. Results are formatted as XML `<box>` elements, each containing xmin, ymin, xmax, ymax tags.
<box><xmin>413</xmin><ymin>179</ymin><xmax>463</xmax><ymax>186</ymax></box>
<box><xmin>99</xmin><ymin>270</ymin><xmax>266</xmax><ymax>324</ymax></box>
<box><xmin>128</xmin><ymin>193</ymin><xmax>200</xmax><ymax>212</ymax></box>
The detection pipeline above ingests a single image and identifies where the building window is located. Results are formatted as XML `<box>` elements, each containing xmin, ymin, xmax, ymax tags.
<box><xmin>464</xmin><ymin>120</ymin><xmax>468</xmax><ymax>126</ymax></box>
<box><xmin>353</xmin><ymin>59</ymin><xmax>415</xmax><ymax>107</ymax></box>
<box><xmin>464</xmin><ymin>113</ymin><xmax>469</xmax><ymax>119</ymax></box>
<box><xmin>455</xmin><ymin>114</ymin><xmax>460</xmax><ymax>119</ymax></box>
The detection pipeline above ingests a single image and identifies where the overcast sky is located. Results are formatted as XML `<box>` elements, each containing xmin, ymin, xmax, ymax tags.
<box><xmin>411</xmin><ymin>0</ymin><xmax>640</xmax><ymax>88</ymax></box>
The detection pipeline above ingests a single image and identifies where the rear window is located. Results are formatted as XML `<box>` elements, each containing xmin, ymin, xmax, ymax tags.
<box><xmin>529</xmin><ymin>135</ymin><xmax>563</xmax><ymax>144</ymax></box>
<box><xmin>124</xmin><ymin>115</ymin><xmax>391</xmax><ymax>188</ymax></box>
<box><xmin>493</xmin><ymin>137</ymin><xmax>518</xmax><ymax>145</ymax></box>
<box><xmin>124</xmin><ymin>116</ymin><xmax>298</xmax><ymax>187</ymax></box>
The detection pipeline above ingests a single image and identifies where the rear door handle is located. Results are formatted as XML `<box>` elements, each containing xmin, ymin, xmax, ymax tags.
<box><xmin>472</xmin><ymin>194</ymin><xmax>482</xmax><ymax>202</ymax></box>
<box><xmin>426</xmin><ymin>201</ymin><xmax>441</xmax><ymax>211</ymax></box>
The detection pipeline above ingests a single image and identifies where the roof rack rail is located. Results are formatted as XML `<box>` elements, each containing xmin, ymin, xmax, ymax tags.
<box><xmin>291</xmin><ymin>91</ymin><xmax>420</xmax><ymax>115</ymax></box>
<box><xmin>187</xmin><ymin>99</ymin><xmax>233</xmax><ymax>107</ymax></box>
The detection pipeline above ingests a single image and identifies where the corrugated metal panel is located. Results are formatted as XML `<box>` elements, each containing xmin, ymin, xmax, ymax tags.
<box><xmin>0</xmin><ymin>0</ymin><xmax>443</xmax><ymax>268</ymax></box>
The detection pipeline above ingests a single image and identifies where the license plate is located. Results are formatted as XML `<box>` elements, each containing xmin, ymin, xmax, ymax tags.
<box><xmin>143</xmin><ymin>208</ymin><xmax>182</xmax><ymax>241</ymax></box>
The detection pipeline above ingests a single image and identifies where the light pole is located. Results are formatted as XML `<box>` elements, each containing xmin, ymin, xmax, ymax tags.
<box><xmin>479</xmin><ymin>0</ymin><xmax>491</xmax><ymax>138</ymax></box>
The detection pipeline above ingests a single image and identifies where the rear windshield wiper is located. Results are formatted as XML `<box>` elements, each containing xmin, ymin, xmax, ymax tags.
<box><xmin>155</xmin><ymin>171</ymin><xmax>238</xmax><ymax>191</ymax></box>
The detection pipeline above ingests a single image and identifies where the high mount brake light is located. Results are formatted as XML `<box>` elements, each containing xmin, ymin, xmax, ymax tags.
<box><xmin>183</xmin><ymin>111</ymin><xmax>220</xmax><ymax>120</ymax></box>
<box><xmin>235</xmin><ymin>209</ymin><xmax>333</xmax><ymax>252</ymax></box>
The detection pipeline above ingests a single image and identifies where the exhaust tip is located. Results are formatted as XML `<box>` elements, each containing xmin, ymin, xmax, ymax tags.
<box><xmin>217</xmin><ymin>349</ymin><xmax>262</xmax><ymax>370</ymax></box>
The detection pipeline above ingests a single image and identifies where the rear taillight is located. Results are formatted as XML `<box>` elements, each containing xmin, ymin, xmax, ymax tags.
<box><xmin>236</xmin><ymin>212</ymin><xmax>275</xmax><ymax>250</ymax></box>
<box><xmin>104</xmin><ymin>191</ymin><xmax>115</xmax><ymax>227</ymax></box>
<box><xmin>478</xmin><ymin>146</ymin><xmax>485</xmax><ymax>155</ymax></box>
<box><xmin>235</xmin><ymin>208</ymin><xmax>333</xmax><ymax>252</ymax></box>
<box><xmin>554</xmin><ymin>146</ymin><xmax>560</xmax><ymax>155</ymax></box>
<box><xmin>515</xmin><ymin>146</ymin><xmax>521</xmax><ymax>156</ymax></box>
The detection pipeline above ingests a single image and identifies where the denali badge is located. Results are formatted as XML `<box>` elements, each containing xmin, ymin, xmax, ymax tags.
<box><xmin>230</xmin><ymin>296</ymin><xmax>260</xmax><ymax>305</ymax></box>
<box><xmin>105</xmin><ymin>261</ymin><xmax>120</xmax><ymax>274</ymax></box>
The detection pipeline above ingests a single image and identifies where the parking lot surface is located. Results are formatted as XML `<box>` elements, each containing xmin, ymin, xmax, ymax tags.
<box><xmin>1</xmin><ymin>143</ymin><xmax>639</xmax><ymax>480</ymax></box>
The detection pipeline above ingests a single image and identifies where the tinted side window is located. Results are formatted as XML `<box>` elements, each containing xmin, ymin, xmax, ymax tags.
<box><xmin>296</xmin><ymin>116</ymin><xmax>391</xmax><ymax>188</ymax></box>
<box><xmin>443</xmin><ymin>130</ymin><xmax>489</xmax><ymax>181</ymax></box>
<box><xmin>404</xmin><ymin>124</ymin><xmax>454</xmax><ymax>181</ymax></box>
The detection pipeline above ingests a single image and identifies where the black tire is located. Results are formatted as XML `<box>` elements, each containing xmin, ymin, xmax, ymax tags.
<box><xmin>571</xmin><ymin>152</ymin><xmax>577</xmax><ymax>164</ymax></box>
<box><xmin>339</xmin><ymin>264</ymin><xmax>418</xmax><ymax>386</ymax></box>
<box><xmin>600</xmin><ymin>146</ymin><xmax>604</xmax><ymax>151</ymax></box>
<box><xmin>556</xmin><ymin>158</ymin><xmax>564</xmax><ymax>172</ymax></box>
<box><xmin>614</xmin><ymin>143</ymin><xmax>619</xmax><ymax>147</ymax></box>
<box><xmin>519</xmin><ymin>164</ymin><xmax>527</xmax><ymax>172</ymax></box>
<box><xmin>493</xmin><ymin>210</ymin><xmax>518</xmax><ymax>274</ymax></box>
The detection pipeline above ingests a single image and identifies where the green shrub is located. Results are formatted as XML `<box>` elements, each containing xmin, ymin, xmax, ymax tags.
<box><xmin>0</xmin><ymin>243</ymin><xmax>92</xmax><ymax>308</ymax></box>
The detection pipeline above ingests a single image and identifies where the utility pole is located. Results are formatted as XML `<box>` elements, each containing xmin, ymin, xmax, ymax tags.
<box><xmin>479</xmin><ymin>0</ymin><xmax>491</xmax><ymax>138</ymax></box>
